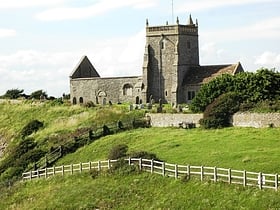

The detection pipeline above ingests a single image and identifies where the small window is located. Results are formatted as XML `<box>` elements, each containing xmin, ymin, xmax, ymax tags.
<box><xmin>187</xmin><ymin>91</ymin><xmax>195</xmax><ymax>100</ymax></box>
<box><xmin>187</xmin><ymin>41</ymin><xmax>191</xmax><ymax>49</ymax></box>
<box><xmin>165</xmin><ymin>91</ymin><xmax>168</xmax><ymax>96</ymax></box>
<box><xmin>161</xmin><ymin>41</ymin><xmax>165</xmax><ymax>49</ymax></box>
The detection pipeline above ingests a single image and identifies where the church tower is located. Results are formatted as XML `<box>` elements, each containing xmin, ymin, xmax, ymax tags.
<box><xmin>142</xmin><ymin>15</ymin><xmax>199</xmax><ymax>105</ymax></box>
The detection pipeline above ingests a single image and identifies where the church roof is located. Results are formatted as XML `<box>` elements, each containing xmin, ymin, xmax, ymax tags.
<box><xmin>183</xmin><ymin>62</ymin><xmax>243</xmax><ymax>85</ymax></box>
<box><xmin>70</xmin><ymin>55</ymin><xmax>100</xmax><ymax>79</ymax></box>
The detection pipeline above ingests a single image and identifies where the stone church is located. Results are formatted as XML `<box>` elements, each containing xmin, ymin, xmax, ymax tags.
<box><xmin>70</xmin><ymin>15</ymin><xmax>243</xmax><ymax>105</ymax></box>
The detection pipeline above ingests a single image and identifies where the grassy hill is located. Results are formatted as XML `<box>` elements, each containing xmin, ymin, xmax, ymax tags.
<box><xmin>1</xmin><ymin>101</ymin><xmax>280</xmax><ymax>209</ymax></box>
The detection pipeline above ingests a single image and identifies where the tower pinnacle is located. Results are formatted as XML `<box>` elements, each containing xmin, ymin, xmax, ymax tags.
<box><xmin>188</xmin><ymin>14</ymin><xmax>194</xmax><ymax>25</ymax></box>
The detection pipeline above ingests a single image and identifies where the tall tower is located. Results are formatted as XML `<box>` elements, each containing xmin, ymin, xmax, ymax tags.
<box><xmin>142</xmin><ymin>15</ymin><xmax>199</xmax><ymax>105</ymax></box>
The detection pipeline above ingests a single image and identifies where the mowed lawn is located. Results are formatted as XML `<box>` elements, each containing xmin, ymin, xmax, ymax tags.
<box><xmin>57</xmin><ymin>127</ymin><xmax>280</xmax><ymax>174</ymax></box>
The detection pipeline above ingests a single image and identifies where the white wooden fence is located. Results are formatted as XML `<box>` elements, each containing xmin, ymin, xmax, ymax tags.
<box><xmin>22</xmin><ymin>158</ymin><xmax>279</xmax><ymax>191</ymax></box>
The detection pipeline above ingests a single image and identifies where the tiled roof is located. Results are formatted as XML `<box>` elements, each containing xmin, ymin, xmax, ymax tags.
<box><xmin>183</xmin><ymin>63</ymin><xmax>243</xmax><ymax>85</ymax></box>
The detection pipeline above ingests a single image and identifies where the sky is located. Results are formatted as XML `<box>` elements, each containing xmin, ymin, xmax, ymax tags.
<box><xmin>0</xmin><ymin>0</ymin><xmax>279</xmax><ymax>97</ymax></box>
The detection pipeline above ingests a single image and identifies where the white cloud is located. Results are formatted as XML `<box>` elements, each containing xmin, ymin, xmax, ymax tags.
<box><xmin>0</xmin><ymin>29</ymin><xmax>145</xmax><ymax>96</ymax></box>
<box><xmin>255</xmin><ymin>51</ymin><xmax>280</xmax><ymax>69</ymax></box>
<box><xmin>0</xmin><ymin>50</ymin><xmax>80</xmax><ymax>96</ymax></box>
<box><xmin>176</xmin><ymin>0</ymin><xmax>277</xmax><ymax>12</ymax></box>
<box><xmin>201</xmin><ymin>17</ymin><xmax>280</xmax><ymax>42</ymax></box>
<box><xmin>0</xmin><ymin>28</ymin><xmax>16</xmax><ymax>38</ymax></box>
<box><xmin>0</xmin><ymin>0</ymin><xmax>64</xmax><ymax>9</ymax></box>
<box><xmin>36</xmin><ymin>0</ymin><xmax>158</xmax><ymax>21</ymax></box>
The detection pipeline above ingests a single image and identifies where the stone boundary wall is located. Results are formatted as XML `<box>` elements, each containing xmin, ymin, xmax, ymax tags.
<box><xmin>147</xmin><ymin>113</ymin><xmax>280</xmax><ymax>128</ymax></box>
<box><xmin>147</xmin><ymin>113</ymin><xmax>203</xmax><ymax>127</ymax></box>
<box><xmin>232</xmin><ymin>113</ymin><xmax>280</xmax><ymax>128</ymax></box>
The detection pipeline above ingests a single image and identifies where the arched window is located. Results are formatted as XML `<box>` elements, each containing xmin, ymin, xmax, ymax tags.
<box><xmin>79</xmin><ymin>97</ymin><xmax>84</xmax><ymax>104</ymax></box>
<box><xmin>73</xmin><ymin>97</ymin><xmax>77</xmax><ymax>105</ymax></box>
<box><xmin>136</xmin><ymin>96</ymin><xmax>140</xmax><ymax>104</ymax></box>
<box><xmin>123</xmin><ymin>84</ymin><xmax>133</xmax><ymax>96</ymax></box>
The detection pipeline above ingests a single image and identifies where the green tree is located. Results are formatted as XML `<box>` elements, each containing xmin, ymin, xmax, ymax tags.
<box><xmin>30</xmin><ymin>90</ymin><xmax>48</xmax><ymax>100</ymax></box>
<box><xmin>1</xmin><ymin>89</ymin><xmax>24</xmax><ymax>99</ymax></box>
<box><xmin>190</xmin><ymin>68</ymin><xmax>280</xmax><ymax>113</ymax></box>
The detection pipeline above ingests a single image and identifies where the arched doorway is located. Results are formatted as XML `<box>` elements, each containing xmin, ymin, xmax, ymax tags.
<box><xmin>79</xmin><ymin>97</ymin><xmax>84</xmax><ymax>104</ymax></box>
<box><xmin>73</xmin><ymin>97</ymin><xmax>77</xmax><ymax>105</ymax></box>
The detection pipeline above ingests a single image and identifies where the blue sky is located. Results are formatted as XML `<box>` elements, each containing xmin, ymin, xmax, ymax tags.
<box><xmin>0</xmin><ymin>0</ymin><xmax>279</xmax><ymax>97</ymax></box>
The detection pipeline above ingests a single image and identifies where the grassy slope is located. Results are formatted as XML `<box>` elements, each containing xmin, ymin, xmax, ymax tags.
<box><xmin>1</xmin><ymin>102</ymin><xmax>280</xmax><ymax>209</ymax></box>
<box><xmin>0</xmin><ymin>101</ymin><xmax>143</xmax><ymax>150</ymax></box>
<box><xmin>2</xmin><ymin>173</ymin><xmax>280</xmax><ymax>210</ymax></box>
<box><xmin>57</xmin><ymin>127</ymin><xmax>280</xmax><ymax>173</ymax></box>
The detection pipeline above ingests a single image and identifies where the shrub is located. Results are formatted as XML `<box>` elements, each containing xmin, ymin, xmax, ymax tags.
<box><xmin>108</xmin><ymin>158</ymin><xmax>138</xmax><ymax>176</ymax></box>
<box><xmin>108</xmin><ymin>144</ymin><xmax>128</xmax><ymax>160</ymax></box>
<box><xmin>200</xmin><ymin>92</ymin><xmax>241</xmax><ymax>129</ymax></box>
<box><xmin>21</xmin><ymin>120</ymin><xmax>44</xmax><ymax>139</ymax></box>
<box><xmin>129</xmin><ymin>151</ymin><xmax>162</xmax><ymax>162</ymax></box>
<box><xmin>0</xmin><ymin>167</ymin><xmax>23</xmax><ymax>182</ymax></box>
<box><xmin>84</xmin><ymin>101</ymin><xmax>95</xmax><ymax>108</ymax></box>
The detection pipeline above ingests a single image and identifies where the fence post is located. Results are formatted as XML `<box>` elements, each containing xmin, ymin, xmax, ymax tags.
<box><xmin>37</xmin><ymin>169</ymin><xmax>39</xmax><ymax>178</ymax></box>
<box><xmin>228</xmin><ymin>168</ymin><xmax>231</xmax><ymax>184</ymax></box>
<box><xmin>139</xmin><ymin>158</ymin><xmax>142</xmax><ymax>171</ymax></box>
<box><xmin>53</xmin><ymin>166</ymin><xmax>56</xmax><ymax>175</ymax></box>
<box><xmin>98</xmin><ymin>161</ymin><xmax>101</xmax><ymax>171</ymax></box>
<box><xmin>151</xmin><ymin>159</ymin><xmax>154</xmax><ymax>173</ymax></box>
<box><xmin>80</xmin><ymin>162</ymin><xmax>82</xmax><ymax>173</ymax></box>
<box><xmin>128</xmin><ymin>157</ymin><xmax>131</xmax><ymax>166</ymax></box>
<box><xmin>187</xmin><ymin>165</ymin><xmax>190</xmax><ymax>179</ymax></box>
<box><xmin>162</xmin><ymin>162</ymin><xmax>165</xmax><ymax>177</ymax></box>
<box><xmin>89</xmin><ymin>161</ymin><xmax>92</xmax><ymax>170</ymax></box>
<box><xmin>71</xmin><ymin>164</ymin><xmax>73</xmax><ymax>175</ymax></box>
<box><xmin>275</xmin><ymin>174</ymin><xmax>278</xmax><ymax>191</ymax></box>
<box><xmin>259</xmin><ymin>172</ymin><xmax>263</xmax><ymax>189</ymax></box>
<box><xmin>62</xmin><ymin>165</ymin><xmax>64</xmax><ymax>176</ymax></box>
<box><xmin>175</xmin><ymin>164</ymin><xmax>178</xmax><ymax>179</ymax></box>
<box><xmin>201</xmin><ymin>166</ymin><xmax>204</xmax><ymax>181</ymax></box>
<box><xmin>108</xmin><ymin>160</ymin><xmax>111</xmax><ymax>169</ymax></box>
<box><xmin>45</xmin><ymin>168</ymin><xmax>47</xmax><ymax>178</ymax></box>
<box><xmin>30</xmin><ymin>171</ymin><xmax>32</xmax><ymax>180</ymax></box>
<box><xmin>213</xmin><ymin>166</ymin><xmax>217</xmax><ymax>182</ymax></box>
<box><xmin>243</xmin><ymin>170</ymin><xmax>247</xmax><ymax>187</ymax></box>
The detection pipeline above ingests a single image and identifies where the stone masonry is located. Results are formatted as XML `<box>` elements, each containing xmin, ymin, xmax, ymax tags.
<box><xmin>70</xmin><ymin>15</ymin><xmax>243</xmax><ymax>105</ymax></box>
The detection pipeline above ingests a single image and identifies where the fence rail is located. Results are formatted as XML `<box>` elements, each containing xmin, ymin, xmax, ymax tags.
<box><xmin>22</xmin><ymin>158</ymin><xmax>280</xmax><ymax>191</ymax></box>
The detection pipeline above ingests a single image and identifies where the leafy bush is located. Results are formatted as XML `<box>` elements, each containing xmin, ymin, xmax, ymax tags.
<box><xmin>190</xmin><ymin>69</ymin><xmax>280</xmax><ymax>113</ymax></box>
<box><xmin>84</xmin><ymin>101</ymin><xmax>95</xmax><ymax>108</ymax></box>
<box><xmin>129</xmin><ymin>151</ymin><xmax>162</xmax><ymax>161</ymax></box>
<box><xmin>0</xmin><ymin>167</ymin><xmax>23</xmax><ymax>182</ymax></box>
<box><xmin>108</xmin><ymin>144</ymin><xmax>128</xmax><ymax>160</ymax></box>
<box><xmin>108</xmin><ymin>158</ymin><xmax>139</xmax><ymax>176</ymax></box>
<box><xmin>21</xmin><ymin>120</ymin><xmax>44</xmax><ymax>138</ymax></box>
<box><xmin>200</xmin><ymin>92</ymin><xmax>241</xmax><ymax>129</ymax></box>
<box><xmin>0</xmin><ymin>138</ymin><xmax>45</xmax><ymax>181</ymax></box>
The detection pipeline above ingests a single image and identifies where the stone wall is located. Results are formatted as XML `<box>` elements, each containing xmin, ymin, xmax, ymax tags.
<box><xmin>232</xmin><ymin>113</ymin><xmax>280</xmax><ymax>128</ymax></box>
<box><xmin>147</xmin><ymin>113</ymin><xmax>280</xmax><ymax>128</ymax></box>
<box><xmin>147</xmin><ymin>113</ymin><xmax>203</xmax><ymax>127</ymax></box>
<box><xmin>70</xmin><ymin>76</ymin><xmax>143</xmax><ymax>104</ymax></box>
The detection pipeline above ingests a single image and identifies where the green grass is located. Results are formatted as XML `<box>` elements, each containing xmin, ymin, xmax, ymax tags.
<box><xmin>1</xmin><ymin>172</ymin><xmax>280</xmax><ymax>209</ymax></box>
<box><xmin>1</xmin><ymin>102</ymin><xmax>280</xmax><ymax>209</ymax></box>
<box><xmin>0</xmin><ymin>101</ymin><xmax>144</xmax><ymax>149</ymax></box>
<box><xmin>57</xmin><ymin>127</ymin><xmax>280</xmax><ymax>173</ymax></box>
